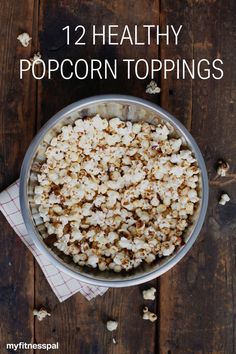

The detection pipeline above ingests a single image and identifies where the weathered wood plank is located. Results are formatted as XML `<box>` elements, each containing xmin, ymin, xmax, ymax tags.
<box><xmin>159</xmin><ymin>1</ymin><xmax>193</xmax><ymax>130</ymax></box>
<box><xmin>35</xmin><ymin>275</ymin><xmax>158</xmax><ymax>354</ymax></box>
<box><xmin>159</xmin><ymin>1</ymin><xmax>236</xmax><ymax>353</ymax></box>
<box><xmin>37</xmin><ymin>0</ymin><xmax>161</xmax><ymax>126</ymax></box>
<box><xmin>0</xmin><ymin>0</ymin><xmax>39</xmax><ymax>352</ymax></box>
<box><xmin>35</xmin><ymin>1</ymin><xmax>160</xmax><ymax>353</ymax></box>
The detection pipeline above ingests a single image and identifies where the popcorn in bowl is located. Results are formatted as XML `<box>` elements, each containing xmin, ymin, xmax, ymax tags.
<box><xmin>34</xmin><ymin>114</ymin><xmax>200</xmax><ymax>273</ymax></box>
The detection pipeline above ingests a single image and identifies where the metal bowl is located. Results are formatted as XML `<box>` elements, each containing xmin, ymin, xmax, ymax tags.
<box><xmin>20</xmin><ymin>95</ymin><xmax>208</xmax><ymax>287</ymax></box>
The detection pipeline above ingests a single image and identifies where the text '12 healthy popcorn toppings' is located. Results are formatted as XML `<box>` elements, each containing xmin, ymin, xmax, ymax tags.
<box><xmin>34</xmin><ymin>115</ymin><xmax>200</xmax><ymax>272</ymax></box>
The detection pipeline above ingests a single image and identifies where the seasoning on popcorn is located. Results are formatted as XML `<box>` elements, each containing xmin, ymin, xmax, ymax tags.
<box><xmin>34</xmin><ymin>115</ymin><xmax>200</xmax><ymax>272</ymax></box>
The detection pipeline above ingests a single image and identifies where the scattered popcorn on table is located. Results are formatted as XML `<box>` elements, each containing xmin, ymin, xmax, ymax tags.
<box><xmin>142</xmin><ymin>307</ymin><xmax>157</xmax><ymax>322</ymax></box>
<box><xmin>30</xmin><ymin>52</ymin><xmax>42</xmax><ymax>65</ymax></box>
<box><xmin>217</xmin><ymin>160</ymin><xmax>229</xmax><ymax>177</ymax></box>
<box><xmin>146</xmin><ymin>80</ymin><xmax>161</xmax><ymax>94</ymax></box>
<box><xmin>17</xmin><ymin>32</ymin><xmax>32</xmax><ymax>47</ymax></box>
<box><xmin>112</xmin><ymin>338</ymin><xmax>117</xmax><ymax>344</ymax></box>
<box><xmin>106</xmin><ymin>320</ymin><xmax>118</xmax><ymax>331</ymax></box>
<box><xmin>219</xmin><ymin>193</ymin><xmax>230</xmax><ymax>205</ymax></box>
<box><xmin>34</xmin><ymin>115</ymin><xmax>200</xmax><ymax>272</ymax></box>
<box><xmin>143</xmin><ymin>287</ymin><xmax>156</xmax><ymax>301</ymax></box>
<box><xmin>33</xmin><ymin>307</ymin><xmax>51</xmax><ymax>321</ymax></box>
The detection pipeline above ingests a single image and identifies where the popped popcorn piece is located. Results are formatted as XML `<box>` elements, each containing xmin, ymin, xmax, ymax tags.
<box><xmin>219</xmin><ymin>193</ymin><xmax>230</xmax><ymax>205</ymax></box>
<box><xmin>142</xmin><ymin>287</ymin><xmax>156</xmax><ymax>301</ymax></box>
<box><xmin>112</xmin><ymin>338</ymin><xmax>117</xmax><ymax>344</ymax></box>
<box><xmin>30</xmin><ymin>52</ymin><xmax>42</xmax><ymax>65</ymax></box>
<box><xmin>162</xmin><ymin>243</ymin><xmax>175</xmax><ymax>256</ymax></box>
<box><xmin>142</xmin><ymin>307</ymin><xmax>157</xmax><ymax>322</ymax></box>
<box><xmin>106</xmin><ymin>320</ymin><xmax>118</xmax><ymax>331</ymax></box>
<box><xmin>217</xmin><ymin>160</ymin><xmax>230</xmax><ymax>177</ymax></box>
<box><xmin>17</xmin><ymin>32</ymin><xmax>32</xmax><ymax>47</ymax></box>
<box><xmin>33</xmin><ymin>307</ymin><xmax>51</xmax><ymax>321</ymax></box>
<box><xmin>87</xmin><ymin>254</ymin><xmax>99</xmax><ymax>268</ymax></box>
<box><xmin>146</xmin><ymin>80</ymin><xmax>161</xmax><ymax>94</ymax></box>
<box><xmin>34</xmin><ymin>115</ymin><xmax>200</xmax><ymax>272</ymax></box>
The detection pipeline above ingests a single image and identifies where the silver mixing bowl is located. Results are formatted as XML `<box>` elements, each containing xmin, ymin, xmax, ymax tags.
<box><xmin>20</xmin><ymin>95</ymin><xmax>208</xmax><ymax>287</ymax></box>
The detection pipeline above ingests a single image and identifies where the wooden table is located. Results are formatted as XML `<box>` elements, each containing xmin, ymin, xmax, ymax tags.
<box><xmin>1</xmin><ymin>1</ymin><xmax>236</xmax><ymax>353</ymax></box>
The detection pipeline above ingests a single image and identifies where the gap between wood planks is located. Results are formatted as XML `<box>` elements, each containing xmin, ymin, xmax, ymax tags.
<box><xmin>33</xmin><ymin>0</ymin><xmax>41</xmax><ymax>347</ymax></box>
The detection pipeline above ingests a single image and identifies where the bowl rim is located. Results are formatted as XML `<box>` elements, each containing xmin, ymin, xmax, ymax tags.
<box><xmin>20</xmin><ymin>94</ymin><xmax>209</xmax><ymax>287</ymax></box>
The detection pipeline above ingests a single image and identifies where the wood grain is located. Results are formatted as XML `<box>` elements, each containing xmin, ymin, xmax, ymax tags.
<box><xmin>0</xmin><ymin>0</ymin><xmax>39</xmax><ymax>352</ymax></box>
<box><xmin>37</xmin><ymin>0</ymin><xmax>161</xmax><ymax>127</ymax></box>
<box><xmin>35</xmin><ymin>1</ymin><xmax>160</xmax><ymax>354</ymax></box>
<box><xmin>159</xmin><ymin>0</ymin><xmax>194</xmax><ymax>130</ymax></box>
<box><xmin>159</xmin><ymin>1</ymin><xmax>236</xmax><ymax>353</ymax></box>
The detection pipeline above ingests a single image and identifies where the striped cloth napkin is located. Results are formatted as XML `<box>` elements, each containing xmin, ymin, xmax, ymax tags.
<box><xmin>0</xmin><ymin>180</ymin><xmax>107</xmax><ymax>302</ymax></box>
